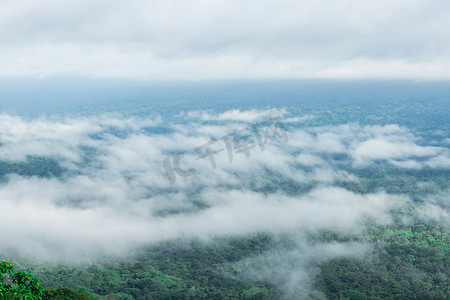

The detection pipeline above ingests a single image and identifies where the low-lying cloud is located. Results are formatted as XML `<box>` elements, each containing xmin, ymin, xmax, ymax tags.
<box><xmin>0</xmin><ymin>109</ymin><xmax>448</xmax><ymax>262</ymax></box>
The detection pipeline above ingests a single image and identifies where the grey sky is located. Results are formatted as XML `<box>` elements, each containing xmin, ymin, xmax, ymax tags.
<box><xmin>1</xmin><ymin>0</ymin><xmax>450</xmax><ymax>80</ymax></box>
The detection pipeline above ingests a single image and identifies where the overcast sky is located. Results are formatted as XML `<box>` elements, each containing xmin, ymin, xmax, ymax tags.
<box><xmin>1</xmin><ymin>0</ymin><xmax>450</xmax><ymax>80</ymax></box>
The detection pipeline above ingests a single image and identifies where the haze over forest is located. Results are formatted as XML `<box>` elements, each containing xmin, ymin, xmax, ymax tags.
<box><xmin>0</xmin><ymin>1</ymin><xmax>449</xmax><ymax>299</ymax></box>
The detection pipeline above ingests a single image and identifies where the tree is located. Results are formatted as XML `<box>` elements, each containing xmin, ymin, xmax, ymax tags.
<box><xmin>42</xmin><ymin>287</ymin><xmax>97</xmax><ymax>300</ymax></box>
<box><xmin>0</xmin><ymin>261</ymin><xmax>42</xmax><ymax>300</ymax></box>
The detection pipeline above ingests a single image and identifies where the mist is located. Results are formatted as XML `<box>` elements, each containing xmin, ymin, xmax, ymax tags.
<box><xmin>0</xmin><ymin>110</ymin><xmax>447</xmax><ymax>260</ymax></box>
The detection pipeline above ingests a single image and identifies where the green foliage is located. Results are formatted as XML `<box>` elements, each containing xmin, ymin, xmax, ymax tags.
<box><xmin>7</xmin><ymin>223</ymin><xmax>449</xmax><ymax>299</ymax></box>
<box><xmin>11</xmin><ymin>235</ymin><xmax>274</xmax><ymax>299</ymax></box>
<box><xmin>42</xmin><ymin>287</ymin><xmax>97</xmax><ymax>300</ymax></box>
<box><xmin>1</xmin><ymin>129</ymin><xmax>449</xmax><ymax>299</ymax></box>
<box><xmin>314</xmin><ymin>225</ymin><xmax>450</xmax><ymax>300</ymax></box>
<box><xmin>0</xmin><ymin>261</ymin><xmax>42</xmax><ymax>300</ymax></box>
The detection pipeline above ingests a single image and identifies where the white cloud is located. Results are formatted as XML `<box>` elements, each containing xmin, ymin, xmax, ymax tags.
<box><xmin>287</xmin><ymin>123</ymin><xmax>449</xmax><ymax>168</ymax></box>
<box><xmin>424</xmin><ymin>154</ymin><xmax>450</xmax><ymax>168</ymax></box>
<box><xmin>0</xmin><ymin>177</ymin><xmax>406</xmax><ymax>260</ymax></box>
<box><xmin>187</xmin><ymin>108</ymin><xmax>288</xmax><ymax>122</ymax></box>
<box><xmin>0</xmin><ymin>0</ymin><xmax>450</xmax><ymax>79</ymax></box>
<box><xmin>230</xmin><ymin>240</ymin><xmax>368</xmax><ymax>299</ymax></box>
<box><xmin>416</xmin><ymin>203</ymin><xmax>450</xmax><ymax>227</ymax></box>
<box><xmin>0</xmin><ymin>112</ymin><xmax>447</xmax><ymax>261</ymax></box>
<box><xmin>415</xmin><ymin>191</ymin><xmax>450</xmax><ymax>227</ymax></box>
<box><xmin>295</xmin><ymin>153</ymin><xmax>325</xmax><ymax>166</ymax></box>
<box><xmin>352</xmin><ymin>138</ymin><xmax>439</xmax><ymax>165</ymax></box>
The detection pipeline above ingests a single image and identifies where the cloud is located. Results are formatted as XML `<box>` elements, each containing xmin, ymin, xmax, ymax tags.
<box><xmin>416</xmin><ymin>203</ymin><xmax>450</xmax><ymax>227</ymax></box>
<box><xmin>415</xmin><ymin>191</ymin><xmax>450</xmax><ymax>228</ymax></box>
<box><xmin>1</xmin><ymin>0</ymin><xmax>450</xmax><ymax>79</ymax></box>
<box><xmin>288</xmin><ymin>123</ymin><xmax>449</xmax><ymax>168</ymax></box>
<box><xmin>352</xmin><ymin>138</ymin><xmax>439</xmax><ymax>165</ymax></box>
<box><xmin>0</xmin><ymin>175</ymin><xmax>406</xmax><ymax>260</ymax></box>
<box><xmin>424</xmin><ymin>154</ymin><xmax>450</xmax><ymax>168</ymax></box>
<box><xmin>0</xmin><ymin>111</ymin><xmax>447</xmax><ymax>261</ymax></box>
<box><xmin>295</xmin><ymin>153</ymin><xmax>325</xmax><ymax>166</ymax></box>
<box><xmin>228</xmin><ymin>240</ymin><xmax>368</xmax><ymax>299</ymax></box>
<box><xmin>187</xmin><ymin>108</ymin><xmax>288</xmax><ymax>122</ymax></box>
<box><xmin>283</xmin><ymin>115</ymin><xmax>316</xmax><ymax>123</ymax></box>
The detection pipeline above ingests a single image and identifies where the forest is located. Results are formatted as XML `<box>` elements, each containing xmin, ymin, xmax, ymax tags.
<box><xmin>1</xmin><ymin>156</ymin><xmax>448</xmax><ymax>299</ymax></box>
